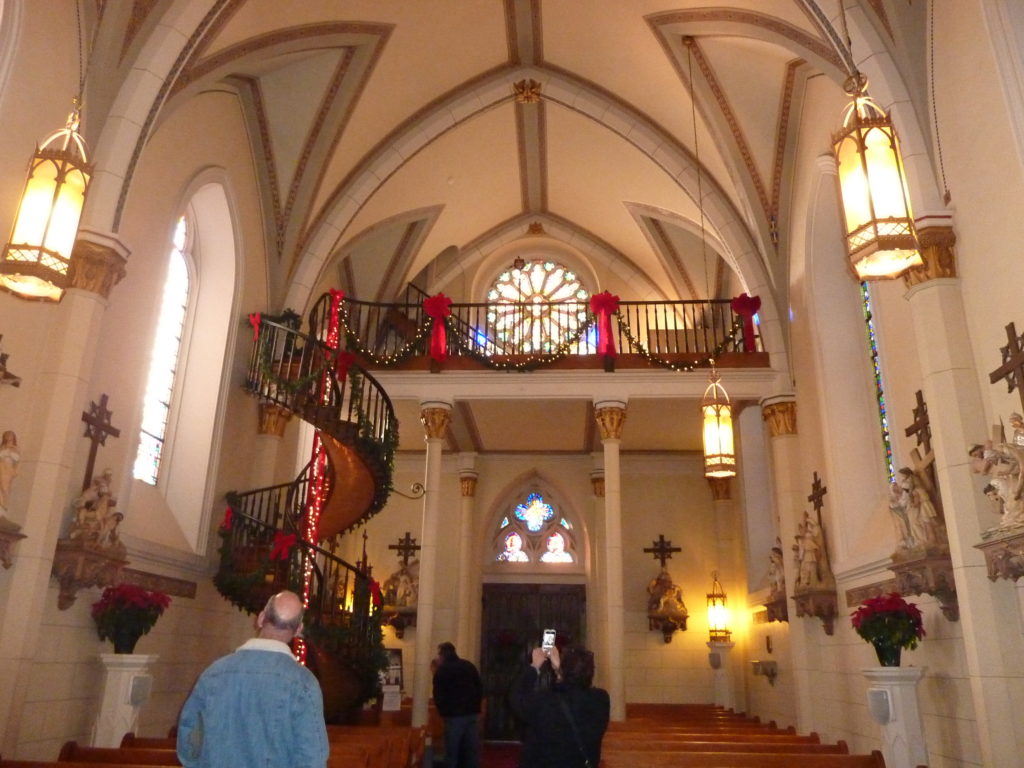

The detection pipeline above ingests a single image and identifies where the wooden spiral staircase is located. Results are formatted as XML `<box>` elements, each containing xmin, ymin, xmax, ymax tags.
<box><xmin>214</xmin><ymin>296</ymin><xmax>398</xmax><ymax>723</ymax></box>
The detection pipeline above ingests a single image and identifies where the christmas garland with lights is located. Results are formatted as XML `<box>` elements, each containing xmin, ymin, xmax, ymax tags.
<box><xmin>616</xmin><ymin>315</ymin><xmax>745</xmax><ymax>372</ymax></box>
<box><xmin>446</xmin><ymin>315</ymin><xmax>599</xmax><ymax>371</ymax></box>
<box><xmin>338</xmin><ymin>302</ymin><xmax>430</xmax><ymax>367</ymax></box>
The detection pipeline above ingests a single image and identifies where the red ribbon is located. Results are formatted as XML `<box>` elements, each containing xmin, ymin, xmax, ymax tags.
<box><xmin>730</xmin><ymin>293</ymin><xmax>761</xmax><ymax>352</ymax></box>
<box><xmin>334</xmin><ymin>350</ymin><xmax>356</xmax><ymax>384</ymax></box>
<box><xmin>423</xmin><ymin>293</ymin><xmax>453</xmax><ymax>362</ymax></box>
<box><xmin>270</xmin><ymin>531</ymin><xmax>297</xmax><ymax>561</ymax></box>
<box><xmin>248</xmin><ymin>312</ymin><xmax>261</xmax><ymax>342</ymax></box>
<box><xmin>369</xmin><ymin>579</ymin><xmax>382</xmax><ymax>608</ymax></box>
<box><xmin>589</xmin><ymin>291</ymin><xmax>620</xmax><ymax>357</ymax></box>
<box><xmin>220</xmin><ymin>506</ymin><xmax>233</xmax><ymax>531</ymax></box>
<box><xmin>328</xmin><ymin>289</ymin><xmax>345</xmax><ymax>350</ymax></box>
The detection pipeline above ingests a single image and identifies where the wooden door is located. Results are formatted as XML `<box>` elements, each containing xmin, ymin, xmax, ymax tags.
<box><xmin>479</xmin><ymin>582</ymin><xmax>586</xmax><ymax>740</ymax></box>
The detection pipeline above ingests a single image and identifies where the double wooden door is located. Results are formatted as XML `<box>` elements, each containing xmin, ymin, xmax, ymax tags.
<box><xmin>479</xmin><ymin>582</ymin><xmax>586</xmax><ymax>740</ymax></box>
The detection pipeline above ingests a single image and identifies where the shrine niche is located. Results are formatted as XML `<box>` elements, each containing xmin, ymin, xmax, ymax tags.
<box><xmin>51</xmin><ymin>396</ymin><xmax>128</xmax><ymax>609</ymax></box>
<box><xmin>764</xmin><ymin>538</ymin><xmax>788</xmax><ymax>623</ymax></box>
<box><xmin>791</xmin><ymin>473</ymin><xmax>838</xmax><ymax>635</ymax></box>
<box><xmin>643</xmin><ymin>535</ymin><xmax>689</xmax><ymax>642</ymax></box>
<box><xmin>974</xmin><ymin>326</ymin><xmax>1024</xmax><ymax>581</ymax></box>
<box><xmin>380</xmin><ymin>531</ymin><xmax>420</xmax><ymax>638</ymax></box>
<box><xmin>887</xmin><ymin>390</ymin><xmax>958</xmax><ymax>620</ymax></box>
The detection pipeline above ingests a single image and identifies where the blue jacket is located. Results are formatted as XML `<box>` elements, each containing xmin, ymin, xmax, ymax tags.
<box><xmin>177</xmin><ymin>638</ymin><xmax>329</xmax><ymax>768</ymax></box>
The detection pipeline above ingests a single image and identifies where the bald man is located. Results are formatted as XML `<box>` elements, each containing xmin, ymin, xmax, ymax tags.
<box><xmin>177</xmin><ymin>590</ymin><xmax>329</xmax><ymax>768</ymax></box>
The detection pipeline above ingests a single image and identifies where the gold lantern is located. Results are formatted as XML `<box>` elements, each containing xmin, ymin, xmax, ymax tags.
<box><xmin>832</xmin><ymin>76</ymin><xmax>921</xmax><ymax>280</ymax></box>
<box><xmin>701</xmin><ymin>365</ymin><xmax>736</xmax><ymax>478</ymax></box>
<box><xmin>0</xmin><ymin>105</ymin><xmax>92</xmax><ymax>301</ymax></box>
<box><xmin>706</xmin><ymin>571</ymin><xmax>730</xmax><ymax>642</ymax></box>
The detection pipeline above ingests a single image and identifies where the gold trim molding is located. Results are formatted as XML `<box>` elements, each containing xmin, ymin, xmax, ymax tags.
<box><xmin>67</xmin><ymin>239</ymin><xmax>127</xmax><ymax>298</ymax></box>
<box><xmin>594</xmin><ymin>405</ymin><xmax>626</xmax><ymax>441</ymax></box>
<box><xmin>902</xmin><ymin>225</ymin><xmax>957</xmax><ymax>288</ymax></box>
<box><xmin>258</xmin><ymin>403</ymin><xmax>293</xmax><ymax>436</ymax></box>
<box><xmin>459</xmin><ymin>473</ymin><xmax>478</xmax><ymax>498</ymax></box>
<box><xmin>762</xmin><ymin>400</ymin><xmax>796</xmax><ymax>437</ymax></box>
<box><xmin>420</xmin><ymin>406</ymin><xmax>451</xmax><ymax>440</ymax></box>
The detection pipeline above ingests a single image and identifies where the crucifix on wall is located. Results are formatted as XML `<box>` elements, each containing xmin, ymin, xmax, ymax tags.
<box><xmin>989</xmin><ymin>322</ymin><xmax>1024</xmax><ymax>413</ymax></box>
<box><xmin>81</xmin><ymin>394</ymin><xmax>120</xmax><ymax>491</ymax></box>
<box><xmin>643</xmin><ymin>534</ymin><xmax>681</xmax><ymax>568</ymax></box>
<box><xmin>389</xmin><ymin>531</ymin><xmax>421</xmax><ymax>566</ymax></box>
<box><xmin>904</xmin><ymin>389</ymin><xmax>940</xmax><ymax>509</ymax></box>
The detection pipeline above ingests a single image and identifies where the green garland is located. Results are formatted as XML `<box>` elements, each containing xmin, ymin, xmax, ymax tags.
<box><xmin>616</xmin><ymin>315</ymin><xmax>745</xmax><ymax>372</ymax></box>
<box><xmin>338</xmin><ymin>303</ymin><xmax>429</xmax><ymax>366</ymax></box>
<box><xmin>447</xmin><ymin>315</ymin><xmax>599</xmax><ymax>371</ymax></box>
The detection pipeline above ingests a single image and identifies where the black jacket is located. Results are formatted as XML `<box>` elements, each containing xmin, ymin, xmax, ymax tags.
<box><xmin>511</xmin><ymin>666</ymin><xmax>610</xmax><ymax>768</ymax></box>
<box><xmin>433</xmin><ymin>656</ymin><xmax>483</xmax><ymax>717</ymax></box>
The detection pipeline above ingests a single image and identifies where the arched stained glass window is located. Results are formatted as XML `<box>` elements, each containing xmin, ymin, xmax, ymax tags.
<box><xmin>494</xmin><ymin>491</ymin><xmax>576</xmax><ymax>564</ymax></box>
<box><xmin>487</xmin><ymin>260</ymin><xmax>590</xmax><ymax>353</ymax></box>
<box><xmin>133</xmin><ymin>217</ymin><xmax>190</xmax><ymax>485</ymax></box>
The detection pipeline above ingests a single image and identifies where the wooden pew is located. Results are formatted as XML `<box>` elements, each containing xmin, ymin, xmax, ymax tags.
<box><xmin>118</xmin><ymin>738</ymin><xmax>174</xmax><ymax>751</ymax></box>
<box><xmin>600</xmin><ymin>750</ymin><xmax>887</xmax><ymax>768</ymax></box>
<box><xmin>327</xmin><ymin>725</ymin><xmax>423</xmax><ymax>768</ymax></box>
<box><xmin>605</xmin><ymin>730</ymin><xmax>820</xmax><ymax>744</ymax></box>
<box><xmin>2</xmin><ymin>762</ymin><xmax>165</xmax><ymax>768</ymax></box>
<box><xmin>57</xmin><ymin>743</ymin><xmax>178</xmax><ymax>765</ymax></box>
<box><xmin>603</xmin><ymin>740</ymin><xmax>849</xmax><ymax>754</ymax></box>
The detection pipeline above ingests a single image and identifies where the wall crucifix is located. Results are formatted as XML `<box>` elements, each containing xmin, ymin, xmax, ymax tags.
<box><xmin>81</xmin><ymin>394</ymin><xmax>120</xmax><ymax>491</ymax></box>
<box><xmin>643</xmin><ymin>534</ymin><xmax>681</xmax><ymax>568</ymax></box>
<box><xmin>989</xmin><ymin>322</ymin><xmax>1024</xmax><ymax>412</ymax></box>
<box><xmin>389</xmin><ymin>531</ymin><xmax>421</xmax><ymax>566</ymax></box>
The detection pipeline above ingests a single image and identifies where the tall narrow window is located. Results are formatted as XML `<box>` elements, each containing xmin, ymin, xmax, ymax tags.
<box><xmin>860</xmin><ymin>281</ymin><xmax>894</xmax><ymax>482</ymax></box>
<box><xmin>133</xmin><ymin>218</ymin><xmax>190</xmax><ymax>485</ymax></box>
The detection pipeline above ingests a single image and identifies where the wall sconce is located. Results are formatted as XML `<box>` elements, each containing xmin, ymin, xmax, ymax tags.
<box><xmin>706</xmin><ymin>571</ymin><xmax>730</xmax><ymax>642</ymax></box>
<box><xmin>0</xmin><ymin>104</ymin><xmax>92</xmax><ymax>301</ymax></box>
<box><xmin>751</xmin><ymin>659</ymin><xmax>778</xmax><ymax>685</ymax></box>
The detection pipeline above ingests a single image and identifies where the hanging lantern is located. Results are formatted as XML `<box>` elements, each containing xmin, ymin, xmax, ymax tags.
<box><xmin>701</xmin><ymin>365</ymin><xmax>736</xmax><ymax>478</ymax></box>
<box><xmin>0</xmin><ymin>105</ymin><xmax>92</xmax><ymax>301</ymax></box>
<box><xmin>832</xmin><ymin>76</ymin><xmax>921</xmax><ymax>280</ymax></box>
<box><xmin>706</xmin><ymin>571</ymin><xmax>730</xmax><ymax>642</ymax></box>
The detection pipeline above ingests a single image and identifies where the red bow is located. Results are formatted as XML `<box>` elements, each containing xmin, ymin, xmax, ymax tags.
<box><xmin>423</xmin><ymin>293</ymin><xmax>453</xmax><ymax>362</ymax></box>
<box><xmin>589</xmin><ymin>292</ymin><xmax>620</xmax><ymax>358</ymax></box>
<box><xmin>270</xmin><ymin>531</ymin><xmax>297</xmax><ymax>561</ymax></box>
<box><xmin>327</xmin><ymin>289</ymin><xmax>345</xmax><ymax>350</ymax></box>
<box><xmin>334</xmin><ymin>350</ymin><xmax>357</xmax><ymax>384</ymax></box>
<box><xmin>369</xmin><ymin>579</ymin><xmax>382</xmax><ymax>608</ymax></box>
<box><xmin>248</xmin><ymin>312</ymin><xmax>261</xmax><ymax>342</ymax></box>
<box><xmin>220</xmin><ymin>506</ymin><xmax>233</xmax><ymax>531</ymax></box>
<box><xmin>730</xmin><ymin>293</ymin><xmax>761</xmax><ymax>352</ymax></box>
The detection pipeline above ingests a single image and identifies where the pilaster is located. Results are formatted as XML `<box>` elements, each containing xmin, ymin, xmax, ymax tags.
<box><xmin>456</xmin><ymin>454</ymin><xmax>478</xmax><ymax>659</ymax></box>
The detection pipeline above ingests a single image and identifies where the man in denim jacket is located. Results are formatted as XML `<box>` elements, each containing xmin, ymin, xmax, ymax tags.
<box><xmin>177</xmin><ymin>590</ymin><xmax>329</xmax><ymax>767</ymax></box>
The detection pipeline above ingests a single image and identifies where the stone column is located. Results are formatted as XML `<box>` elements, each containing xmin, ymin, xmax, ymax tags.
<box><xmin>456</xmin><ymin>455</ymin><xmax>478</xmax><ymax>660</ymax></box>
<box><xmin>594</xmin><ymin>399</ymin><xmax>626</xmax><ymax>721</ymax></box>
<box><xmin>760</xmin><ymin>395</ymin><xmax>817</xmax><ymax>733</ymax></box>
<box><xmin>707</xmin><ymin>640</ymin><xmax>737</xmax><ymax>711</ymax></box>
<box><xmin>589</xmin><ymin>466</ymin><xmax>607</xmax><ymax>690</ymax></box>
<box><xmin>901</xmin><ymin>221</ymin><xmax>1024</xmax><ymax>767</ymax></box>
<box><xmin>707</xmin><ymin>476</ymin><xmax>741</xmax><ymax>708</ymax></box>
<box><xmin>0</xmin><ymin>231</ymin><xmax>128</xmax><ymax>757</ymax></box>
<box><xmin>862</xmin><ymin>667</ymin><xmax>928</xmax><ymax>768</ymax></box>
<box><xmin>252</xmin><ymin>403</ymin><xmax>293</xmax><ymax>484</ymax></box>
<box><xmin>92</xmin><ymin>653</ymin><xmax>158</xmax><ymax>747</ymax></box>
<box><xmin>411</xmin><ymin>401</ymin><xmax>451</xmax><ymax>728</ymax></box>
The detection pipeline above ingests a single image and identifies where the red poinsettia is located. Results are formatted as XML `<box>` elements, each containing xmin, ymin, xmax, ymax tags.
<box><xmin>850</xmin><ymin>592</ymin><xmax>925</xmax><ymax>650</ymax></box>
<box><xmin>92</xmin><ymin>584</ymin><xmax>171</xmax><ymax>652</ymax></box>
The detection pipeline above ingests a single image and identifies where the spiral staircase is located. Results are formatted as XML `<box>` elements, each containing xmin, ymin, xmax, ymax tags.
<box><xmin>214</xmin><ymin>294</ymin><xmax>398</xmax><ymax>723</ymax></box>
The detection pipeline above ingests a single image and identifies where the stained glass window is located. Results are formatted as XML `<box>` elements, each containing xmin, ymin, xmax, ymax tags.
<box><xmin>133</xmin><ymin>218</ymin><xmax>190</xmax><ymax>485</ymax></box>
<box><xmin>487</xmin><ymin>260</ymin><xmax>590</xmax><ymax>353</ymax></box>
<box><xmin>495</xmin><ymin>491</ymin><xmax>576</xmax><ymax>564</ymax></box>
<box><xmin>861</xmin><ymin>281</ymin><xmax>895</xmax><ymax>482</ymax></box>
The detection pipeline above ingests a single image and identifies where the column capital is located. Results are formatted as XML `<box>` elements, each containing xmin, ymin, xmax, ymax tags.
<box><xmin>590</xmin><ymin>471</ymin><xmax>606</xmax><ymax>498</ymax></box>
<box><xmin>257</xmin><ymin>403</ymin><xmax>293</xmax><ymax>437</ymax></box>
<box><xmin>707</xmin><ymin>476</ymin><xmax>731</xmax><ymax>501</ymax></box>
<box><xmin>902</xmin><ymin>223</ymin><xmax>957</xmax><ymax>288</ymax></box>
<box><xmin>459</xmin><ymin>471</ymin><xmax>478</xmax><ymax>497</ymax></box>
<box><xmin>420</xmin><ymin>401</ymin><xmax>452</xmax><ymax>440</ymax></box>
<box><xmin>594</xmin><ymin>400</ymin><xmax>626</xmax><ymax>441</ymax></box>
<box><xmin>67</xmin><ymin>229</ymin><xmax>129</xmax><ymax>299</ymax></box>
<box><xmin>761</xmin><ymin>396</ymin><xmax>797</xmax><ymax>437</ymax></box>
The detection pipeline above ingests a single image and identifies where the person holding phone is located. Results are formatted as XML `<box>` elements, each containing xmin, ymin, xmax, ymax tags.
<box><xmin>511</xmin><ymin>641</ymin><xmax>609</xmax><ymax>768</ymax></box>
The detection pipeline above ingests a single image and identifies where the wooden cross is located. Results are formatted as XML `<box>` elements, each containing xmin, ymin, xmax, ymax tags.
<box><xmin>989</xmin><ymin>322</ymin><xmax>1024</xmax><ymax>413</ymax></box>
<box><xmin>807</xmin><ymin>472</ymin><xmax>827</xmax><ymax>516</ymax></box>
<box><xmin>643</xmin><ymin>534</ymin><xmax>681</xmax><ymax>568</ymax></box>
<box><xmin>389</xmin><ymin>531</ymin><xmax>421</xmax><ymax>567</ymax></box>
<box><xmin>904</xmin><ymin>389</ymin><xmax>939</xmax><ymax>504</ymax></box>
<box><xmin>81</xmin><ymin>394</ymin><xmax>120</xmax><ymax>491</ymax></box>
<box><xmin>903</xmin><ymin>390</ymin><xmax>932</xmax><ymax>455</ymax></box>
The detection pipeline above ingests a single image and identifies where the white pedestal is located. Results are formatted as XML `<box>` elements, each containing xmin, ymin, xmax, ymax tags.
<box><xmin>707</xmin><ymin>640</ymin><xmax>736</xmax><ymax>711</ymax></box>
<box><xmin>92</xmin><ymin>653</ymin><xmax>158</xmax><ymax>748</ymax></box>
<box><xmin>862</xmin><ymin>666</ymin><xmax>928</xmax><ymax>768</ymax></box>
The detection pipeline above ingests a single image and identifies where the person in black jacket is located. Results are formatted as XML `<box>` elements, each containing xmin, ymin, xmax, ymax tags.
<box><xmin>511</xmin><ymin>644</ymin><xmax>610</xmax><ymax>768</ymax></box>
<box><xmin>432</xmin><ymin>641</ymin><xmax>483</xmax><ymax>768</ymax></box>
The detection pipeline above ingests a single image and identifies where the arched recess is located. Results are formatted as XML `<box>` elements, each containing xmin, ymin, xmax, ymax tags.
<box><xmin>802</xmin><ymin>158</ymin><xmax>892</xmax><ymax>566</ymax></box>
<box><xmin>127</xmin><ymin>173</ymin><xmax>242</xmax><ymax>554</ymax></box>
<box><xmin>284</xmin><ymin>65</ymin><xmax>786</xmax><ymax>376</ymax></box>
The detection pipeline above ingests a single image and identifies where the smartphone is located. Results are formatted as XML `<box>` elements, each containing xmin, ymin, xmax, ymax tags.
<box><xmin>542</xmin><ymin>628</ymin><xmax>556</xmax><ymax>652</ymax></box>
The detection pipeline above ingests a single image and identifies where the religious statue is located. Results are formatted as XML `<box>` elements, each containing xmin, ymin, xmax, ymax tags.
<box><xmin>68</xmin><ymin>468</ymin><xmax>124</xmax><ymax>550</ymax></box>
<box><xmin>0</xmin><ymin>430</ymin><xmax>19</xmax><ymax>512</ymax></box>
<box><xmin>767</xmin><ymin>541</ymin><xmax>785</xmax><ymax>598</ymax></box>
<box><xmin>646</xmin><ymin>568</ymin><xmax>688</xmax><ymax>641</ymax></box>
<box><xmin>792</xmin><ymin>510</ymin><xmax>827</xmax><ymax>589</ymax></box>
<box><xmin>969</xmin><ymin>433</ymin><xmax>1024</xmax><ymax>529</ymax></box>
<box><xmin>889</xmin><ymin>466</ymin><xmax>945</xmax><ymax>552</ymax></box>
<box><xmin>382</xmin><ymin>560</ymin><xmax>419</xmax><ymax>608</ymax></box>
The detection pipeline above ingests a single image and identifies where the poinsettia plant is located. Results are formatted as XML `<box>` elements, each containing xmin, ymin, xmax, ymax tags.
<box><xmin>92</xmin><ymin>583</ymin><xmax>171</xmax><ymax>652</ymax></box>
<box><xmin>850</xmin><ymin>592</ymin><xmax>925</xmax><ymax>650</ymax></box>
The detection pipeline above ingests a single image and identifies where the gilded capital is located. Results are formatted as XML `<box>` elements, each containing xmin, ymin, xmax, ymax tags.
<box><xmin>591</xmin><ymin>475</ymin><xmax>606</xmax><ymax>498</ymax></box>
<box><xmin>595</xmin><ymin>405</ymin><xmax>626</xmax><ymax>441</ymax></box>
<box><xmin>707</xmin><ymin>476</ymin><xmax>731</xmax><ymax>501</ymax></box>
<box><xmin>459</xmin><ymin>473</ymin><xmax>478</xmax><ymax>498</ymax></box>
<box><xmin>258</xmin><ymin>403</ymin><xmax>293</xmax><ymax>437</ymax></box>
<box><xmin>513</xmin><ymin>79</ymin><xmax>542</xmax><ymax>104</ymax></box>
<box><xmin>420</xmin><ymin>406</ymin><xmax>451</xmax><ymax>440</ymax></box>
<box><xmin>762</xmin><ymin>400</ymin><xmax>797</xmax><ymax>437</ymax></box>
<box><xmin>902</xmin><ymin>225</ymin><xmax>957</xmax><ymax>288</ymax></box>
<box><xmin>67</xmin><ymin>239</ymin><xmax>127</xmax><ymax>298</ymax></box>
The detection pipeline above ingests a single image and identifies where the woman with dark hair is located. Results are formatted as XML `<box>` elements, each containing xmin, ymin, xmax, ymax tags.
<box><xmin>511</xmin><ymin>644</ymin><xmax>610</xmax><ymax>768</ymax></box>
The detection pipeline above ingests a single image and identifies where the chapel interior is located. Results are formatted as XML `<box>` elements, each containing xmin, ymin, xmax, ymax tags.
<box><xmin>2</xmin><ymin>1</ymin><xmax>1024</xmax><ymax>767</ymax></box>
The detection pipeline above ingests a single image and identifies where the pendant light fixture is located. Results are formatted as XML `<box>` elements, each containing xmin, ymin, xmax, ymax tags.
<box><xmin>685</xmin><ymin>37</ymin><xmax>737</xmax><ymax>479</ymax></box>
<box><xmin>706</xmin><ymin>571</ymin><xmax>731</xmax><ymax>642</ymax></box>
